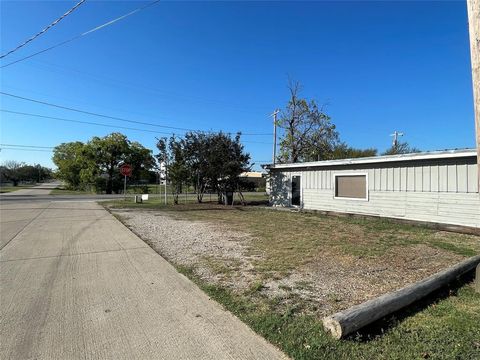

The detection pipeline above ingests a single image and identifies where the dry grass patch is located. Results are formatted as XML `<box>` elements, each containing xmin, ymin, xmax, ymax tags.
<box><xmin>106</xmin><ymin>201</ymin><xmax>480</xmax><ymax>359</ymax></box>
<box><xmin>109</xmin><ymin>203</ymin><xmax>479</xmax><ymax>315</ymax></box>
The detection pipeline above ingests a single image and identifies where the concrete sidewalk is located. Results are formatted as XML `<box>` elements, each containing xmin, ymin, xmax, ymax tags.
<box><xmin>0</xmin><ymin>200</ymin><xmax>287</xmax><ymax>359</ymax></box>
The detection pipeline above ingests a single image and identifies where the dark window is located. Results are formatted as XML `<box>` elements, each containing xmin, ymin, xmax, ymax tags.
<box><xmin>291</xmin><ymin>176</ymin><xmax>301</xmax><ymax>206</ymax></box>
<box><xmin>335</xmin><ymin>175</ymin><xmax>367</xmax><ymax>199</ymax></box>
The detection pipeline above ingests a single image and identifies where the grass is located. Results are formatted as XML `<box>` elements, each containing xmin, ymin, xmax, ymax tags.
<box><xmin>105</xmin><ymin>201</ymin><xmax>478</xmax><ymax>275</ymax></box>
<box><xmin>104</xmin><ymin>201</ymin><xmax>480</xmax><ymax>359</ymax></box>
<box><xmin>179</xmin><ymin>265</ymin><xmax>480</xmax><ymax>360</ymax></box>
<box><xmin>0</xmin><ymin>184</ymin><xmax>35</xmax><ymax>193</ymax></box>
<box><xmin>104</xmin><ymin>192</ymin><xmax>269</xmax><ymax>208</ymax></box>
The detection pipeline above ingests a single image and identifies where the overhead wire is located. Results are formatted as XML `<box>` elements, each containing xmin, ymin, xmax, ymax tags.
<box><xmin>0</xmin><ymin>109</ymin><xmax>272</xmax><ymax>145</ymax></box>
<box><xmin>0</xmin><ymin>0</ymin><xmax>161</xmax><ymax>68</ymax></box>
<box><xmin>0</xmin><ymin>144</ymin><xmax>273</xmax><ymax>166</ymax></box>
<box><xmin>0</xmin><ymin>109</ymin><xmax>183</xmax><ymax>136</ymax></box>
<box><xmin>0</xmin><ymin>0</ymin><xmax>86</xmax><ymax>59</ymax></box>
<box><xmin>0</xmin><ymin>143</ymin><xmax>54</xmax><ymax>149</ymax></box>
<box><xmin>0</xmin><ymin>147</ymin><xmax>53</xmax><ymax>152</ymax></box>
<box><xmin>0</xmin><ymin>92</ymin><xmax>273</xmax><ymax>137</ymax></box>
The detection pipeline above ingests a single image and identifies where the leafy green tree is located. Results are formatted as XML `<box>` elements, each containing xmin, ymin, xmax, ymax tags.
<box><xmin>331</xmin><ymin>143</ymin><xmax>378</xmax><ymax>159</ymax></box>
<box><xmin>157</xmin><ymin>132</ymin><xmax>251</xmax><ymax>204</ymax></box>
<box><xmin>382</xmin><ymin>141</ymin><xmax>420</xmax><ymax>155</ymax></box>
<box><xmin>17</xmin><ymin>164</ymin><xmax>53</xmax><ymax>183</ymax></box>
<box><xmin>0</xmin><ymin>160</ymin><xmax>26</xmax><ymax>186</ymax></box>
<box><xmin>87</xmin><ymin>133</ymin><xmax>130</xmax><ymax>194</ymax></box>
<box><xmin>183</xmin><ymin>132</ymin><xmax>210</xmax><ymax>202</ymax></box>
<box><xmin>53</xmin><ymin>133</ymin><xmax>155</xmax><ymax>193</ymax></box>
<box><xmin>156</xmin><ymin>136</ymin><xmax>189</xmax><ymax>204</ymax></box>
<box><xmin>126</xmin><ymin>141</ymin><xmax>156</xmax><ymax>183</ymax></box>
<box><xmin>52</xmin><ymin>142</ymin><xmax>90</xmax><ymax>189</ymax></box>
<box><xmin>277</xmin><ymin>80</ymin><xmax>339</xmax><ymax>163</ymax></box>
<box><xmin>204</xmin><ymin>132</ymin><xmax>250</xmax><ymax>204</ymax></box>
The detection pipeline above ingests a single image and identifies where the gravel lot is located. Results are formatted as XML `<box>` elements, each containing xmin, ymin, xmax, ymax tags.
<box><xmin>113</xmin><ymin>208</ymin><xmax>469</xmax><ymax>316</ymax></box>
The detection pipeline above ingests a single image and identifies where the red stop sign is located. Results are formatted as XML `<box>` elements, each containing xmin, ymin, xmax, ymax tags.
<box><xmin>120</xmin><ymin>164</ymin><xmax>132</xmax><ymax>177</ymax></box>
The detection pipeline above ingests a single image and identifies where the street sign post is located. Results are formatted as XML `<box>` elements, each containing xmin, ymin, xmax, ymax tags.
<box><xmin>120</xmin><ymin>164</ymin><xmax>132</xmax><ymax>200</ymax></box>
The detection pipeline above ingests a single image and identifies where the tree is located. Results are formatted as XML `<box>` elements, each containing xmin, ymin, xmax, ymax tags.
<box><xmin>277</xmin><ymin>79</ymin><xmax>339</xmax><ymax>163</ymax></box>
<box><xmin>156</xmin><ymin>136</ymin><xmax>188</xmax><ymax>204</ymax></box>
<box><xmin>126</xmin><ymin>141</ymin><xmax>156</xmax><ymax>184</ymax></box>
<box><xmin>331</xmin><ymin>143</ymin><xmax>378</xmax><ymax>159</ymax></box>
<box><xmin>53</xmin><ymin>142</ymin><xmax>91</xmax><ymax>189</ymax></box>
<box><xmin>157</xmin><ymin>131</ymin><xmax>251</xmax><ymax>205</ymax></box>
<box><xmin>87</xmin><ymin>133</ymin><xmax>130</xmax><ymax>194</ymax></box>
<box><xmin>1</xmin><ymin>160</ymin><xmax>25</xmax><ymax>186</ymax></box>
<box><xmin>53</xmin><ymin>133</ymin><xmax>155</xmax><ymax>193</ymax></box>
<box><xmin>204</xmin><ymin>132</ymin><xmax>250</xmax><ymax>204</ymax></box>
<box><xmin>382</xmin><ymin>141</ymin><xmax>420</xmax><ymax>155</ymax></box>
<box><xmin>17</xmin><ymin>164</ymin><xmax>53</xmax><ymax>183</ymax></box>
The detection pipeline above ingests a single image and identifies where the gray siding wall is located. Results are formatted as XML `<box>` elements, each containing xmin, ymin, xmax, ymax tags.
<box><xmin>270</xmin><ymin>160</ymin><xmax>480</xmax><ymax>228</ymax></box>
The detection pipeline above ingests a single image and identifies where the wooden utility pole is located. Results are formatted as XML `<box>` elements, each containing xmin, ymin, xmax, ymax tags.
<box><xmin>467</xmin><ymin>0</ymin><xmax>480</xmax><ymax>190</ymax></box>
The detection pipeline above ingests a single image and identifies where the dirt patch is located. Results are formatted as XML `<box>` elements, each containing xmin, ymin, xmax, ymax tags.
<box><xmin>113</xmin><ymin>208</ymin><xmax>474</xmax><ymax>317</ymax></box>
<box><xmin>115</xmin><ymin>210</ymin><xmax>262</xmax><ymax>291</ymax></box>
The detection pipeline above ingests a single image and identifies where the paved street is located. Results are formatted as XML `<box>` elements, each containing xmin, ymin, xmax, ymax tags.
<box><xmin>0</xmin><ymin>185</ymin><xmax>286</xmax><ymax>359</ymax></box>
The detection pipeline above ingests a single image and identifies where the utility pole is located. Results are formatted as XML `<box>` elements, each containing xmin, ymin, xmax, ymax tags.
<box><xmin>390</xmin><ymin>130</ymin><xmax>404</xmax><ymax>149</ymax></box>
<box><xmin>271</xmin><ymin>109</ymin><xmax>279</xmax><ymax>165</ymax></box>
<box><xmin>467</xmin><ymin>0</ymin><xmax>480</xmax><ymax>190</ymax></box>
<box><xmin>164</xmin><ymin>158</ymin><xmax>168</xmax><ymax>205</ymax></box>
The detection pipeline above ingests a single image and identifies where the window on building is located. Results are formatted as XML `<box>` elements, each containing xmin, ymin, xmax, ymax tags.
<box><xmin>334</xmin><ymin>174</ymin><xmax>368</xmax><ymax>200</ymax></box>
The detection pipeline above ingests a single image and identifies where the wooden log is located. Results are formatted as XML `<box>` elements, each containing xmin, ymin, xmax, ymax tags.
<box><xmin>322</xmin><ymin>255</ymin><xmax>480</xmax><ymax>339</ymax></box>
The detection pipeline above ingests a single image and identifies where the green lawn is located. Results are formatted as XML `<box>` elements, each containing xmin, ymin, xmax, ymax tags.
<box><xmin>104</xmin><ymin>192</ymin><xmax>269</xmax><ymax>207</ymax></box>
<box><xmin>0</xmin><ymin>184</ymin><xmax>35</xmax><ymax>193</ymax></box>
<box><xmin>103</xmin><ymin>202</ymin><xmax>480</xmax><ymax>359</ymax></box>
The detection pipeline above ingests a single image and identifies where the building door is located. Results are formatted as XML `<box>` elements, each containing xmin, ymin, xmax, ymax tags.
<box><xmin>291</xmin><ymin>175</ymin><xmax>301</xmax><ymax>206</ymax></box>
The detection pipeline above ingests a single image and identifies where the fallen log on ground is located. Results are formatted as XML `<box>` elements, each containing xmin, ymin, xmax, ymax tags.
<box><xmin>322</xmin><ymin>255</ymin><xmax>480</xmax><ymax>339</ymax></box>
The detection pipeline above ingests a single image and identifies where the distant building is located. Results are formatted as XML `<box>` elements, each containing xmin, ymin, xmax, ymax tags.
<box><xmin>263</xmin><ymin>149</ymin><xmax>479</xmax><ymax>228</ymax></box>
<box><xmin>239</xmin><ymin>171</ymin><xmax>264</xmax><ymax>178</ymax></box>
<box><xmin>239</xmin><ymin>171</ymin><xmax>267</xmax><ymax>192</ymax></box>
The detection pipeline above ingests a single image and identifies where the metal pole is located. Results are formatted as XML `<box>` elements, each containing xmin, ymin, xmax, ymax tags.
<box><xmin>272</xmin><ymin>109</ymin><xmax>279</xmax><ymax>165</ymax></box>
<box><xmin>123</xmin><ymin>175</ymin><xmax>126</xmax><ymax>201</ymax></box>
<box><xmin>164</xmin><ymin>159</ymin><xmax>167</xmax><ymax>205</ymax></box>
<box><xmin>467</xmin><ymin>0</ymin><xmax>480</xmax><ymax>190</ymax></box>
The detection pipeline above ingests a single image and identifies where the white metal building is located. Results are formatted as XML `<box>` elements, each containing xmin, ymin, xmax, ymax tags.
<box><xmin>265</xmin><ymin>149</ymin><xmax>479</xmax><ymax>228</ymax></box>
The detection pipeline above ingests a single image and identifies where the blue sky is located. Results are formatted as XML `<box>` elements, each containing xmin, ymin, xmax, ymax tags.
<box><xmin>0</xmin><ymin>0</ymin><xmax>475</xmax><ymax>170</ymax></box>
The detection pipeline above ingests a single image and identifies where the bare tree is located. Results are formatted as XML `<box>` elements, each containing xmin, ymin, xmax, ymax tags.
<box><xmin>277</xmin><ymin>79</ymin><xmax>339</xmax><ymax>163</ymax></box>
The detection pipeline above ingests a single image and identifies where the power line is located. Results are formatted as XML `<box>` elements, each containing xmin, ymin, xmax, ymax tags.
<box><xmin>0</xmin><ymin>147</ymin><xmax>53</xmax><ymax>152</ymax></box>
<box><xmin>0</xmin><ymin>0</ymin><xmax>161</xmax><ymax>68</ymax></box>
<box><xmin>0</xmin><ymin>92</ymin><xmax>273</xmax><ymax>136</ymax></box>
<box><xmin>0</xmin><ymin>109</ymin><xmax>179</xmax><ymax>136</ymax></box>
<box><xmin>0</xmin><ymin>109</ymin><xmax>272</xmax><ymax>145</ymax></box>
<box><xmin>1</xmin><ymin>0</ymin><xmax>86</xmax><ymax>59</ymax></box>
<box><xmin>0</xmin><ymin>92</ymin><xmax>196</xmax><ymax>131</ymax></box>
<box><xmin>0</xmin><ymin>144</ymin><xmax>54</xmax><ymax>149</ymax></box>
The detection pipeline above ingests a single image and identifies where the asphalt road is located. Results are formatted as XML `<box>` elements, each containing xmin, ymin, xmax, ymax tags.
<box><xmin>0</xmin><ymin>184</ymin><xmax>287</xmax><ymax>359</ymax></box>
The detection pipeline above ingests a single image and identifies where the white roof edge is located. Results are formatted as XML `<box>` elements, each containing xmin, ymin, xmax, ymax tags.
<box><xmin>264</xmin><ymin>148</ymin><xmax>477</xmax><ymax>170</ymax></box>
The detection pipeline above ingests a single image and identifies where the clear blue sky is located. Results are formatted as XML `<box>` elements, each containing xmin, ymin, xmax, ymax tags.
<box><xmin>0</xmin><ymin>0</ymin><xmax>475</xmax><ymax>170</ymax></box>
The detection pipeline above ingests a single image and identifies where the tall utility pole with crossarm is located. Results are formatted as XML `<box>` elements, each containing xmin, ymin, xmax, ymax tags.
<box><xmin>467</xmin><ymin>0</ymin><xmax>480</xmax><ymax>190</ymax></box>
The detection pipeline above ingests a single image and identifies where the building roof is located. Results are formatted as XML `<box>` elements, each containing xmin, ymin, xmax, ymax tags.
<box><xmin>239</xmin><ymin>171</ymin><xmax>264</xmax><ymax>178</ymax></box>
<box><xmin>263</xmin><ymin>148</ymin><xmax>477</xmax><ymax>170</ymax></box>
